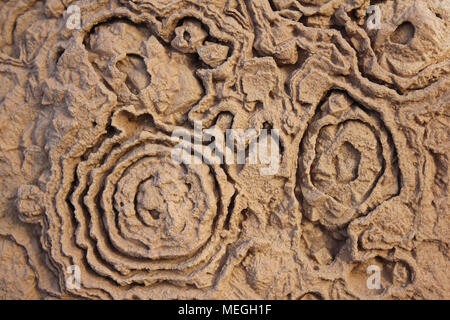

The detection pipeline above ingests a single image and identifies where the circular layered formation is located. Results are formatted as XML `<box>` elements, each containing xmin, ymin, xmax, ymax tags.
<box><xmin>35</xmin><ymin>108</ymin><xmax>234</xmax><ymax>298</ymax></box>
<box><xmin>81</xmin><ymin>134</ymin><xmax>216</xmax><ymax>261</ymax></box>
<box><xmin>298</xmin><ymin>93</ymin><xmax>400</xmax><ymax>228</ymax></box>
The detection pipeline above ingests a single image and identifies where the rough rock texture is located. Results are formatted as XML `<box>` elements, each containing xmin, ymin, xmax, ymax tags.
<box><xmin>0</xmin><ymin>0</ymin><xmax>449</xmax><ymax>300</ymax></box>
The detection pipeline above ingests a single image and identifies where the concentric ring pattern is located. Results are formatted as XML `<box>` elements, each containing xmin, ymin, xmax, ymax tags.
<box><xmin>298</xmin><ymin>93</ymin><xmax>400</xmax><ymax>228</ymax></box>
<box><xmin>43</xmin><ymin>108</ymin><xmax>234</xmax><ymax>299</ymax></box>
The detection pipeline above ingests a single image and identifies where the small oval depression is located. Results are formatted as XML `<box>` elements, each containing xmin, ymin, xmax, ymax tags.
<box><xmin>390</xmin><ymin>21</ymin><xmax>415</xmax><ymax>45</ymax></box>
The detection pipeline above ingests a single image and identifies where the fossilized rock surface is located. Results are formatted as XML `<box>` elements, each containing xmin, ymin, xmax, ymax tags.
<box><xmin>0</xmin><ymin>0</ymin><xmax>448</xmax><ymax>299</ymax></box>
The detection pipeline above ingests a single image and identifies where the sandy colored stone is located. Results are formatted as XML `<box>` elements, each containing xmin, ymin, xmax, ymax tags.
<box><xmin>0</xmin><ymin>0</ymin><xmax>448</xmax><ymax>300</ymax></box>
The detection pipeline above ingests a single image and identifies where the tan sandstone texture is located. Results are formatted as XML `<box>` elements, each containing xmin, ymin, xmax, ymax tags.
<box><xmin>0</xmin><ymin>0</ymin><xmax>449</xmax><ymax>300</ymax></box>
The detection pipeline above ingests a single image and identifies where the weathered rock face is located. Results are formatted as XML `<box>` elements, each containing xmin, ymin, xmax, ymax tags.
<box><xmin>0</xmin><ymin>0</ymin><xmax>448</xmax><ymax>300</ymax></box>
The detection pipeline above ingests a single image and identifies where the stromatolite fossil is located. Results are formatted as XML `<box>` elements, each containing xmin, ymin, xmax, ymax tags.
<box><xmin>298</xmin><ymin>92</ymin><xmax>400</xmax><ymax>228</ymax></box>
<box><xmin>0</xmin><ymin>0</ymin><xmax>449</xmax><ymax>299</ymax></box>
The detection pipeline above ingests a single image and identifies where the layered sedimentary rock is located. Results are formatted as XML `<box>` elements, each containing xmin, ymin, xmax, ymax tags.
<box><xmin>0</xmin><ymin>0</ymin><xmax>448</xmax><ymax>299</ymax></box>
